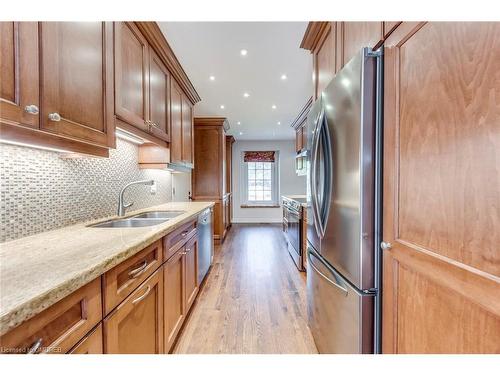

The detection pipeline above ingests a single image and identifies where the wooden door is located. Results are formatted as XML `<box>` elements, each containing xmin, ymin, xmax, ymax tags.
<box><xmin>382</xmin><ymin>22</ymin><xmax>500</xmax><ymax>354</ymax></box>
<box><xmin>104</xmin><ymin>269</ymin><xmax>163</xmax><ymax>354</ymax></box>
<box><xmin>0</xmin><ymin>22</ymin><xmax>39</xmax><ymax>129</ymax></box>
<box><xmin>181</xmin><ymin>96</ymin><xmax>193</xmax><ymax>164</ymax></box>
<box><xmin>148</xmin><ymin>47</ymin><xmax>170</xmax><ymax>142</ymax></box>
<box><xmin>114</xmin><ymin>22</ymin><xmax>149</xmax><ymax>133</ymax></box>
<box><xmin>184</xmin><ymin>235</ymin><xmax>199</xmax><ymax>312</ymax></box>
<box><xmin>337</xmin><ymin>22</ymin><xmax>383</xmax><ymax>69</ymax></box>
<box><xmin>40</xmin><ymin>22</ymin><xmax>114</xmax><ymax>147</ymax></box>
<box><xmin>170</xmin><ymin>79</ymin><xmax>183</xmax><ymax>163</ymax></box>
<box><xmin>69</xmin><ymin>324</ymin><xmax>103</xmax><ymax>354</ymax></box>
<box><xmin>163</xmin><ymin>248</ymin><xmax>185</xmax><ymax>353</ymax></box>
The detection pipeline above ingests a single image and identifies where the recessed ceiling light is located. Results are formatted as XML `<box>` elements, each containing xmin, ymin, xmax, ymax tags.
<box><xmin>272</xmin><ymin>105</ymin><xmax>277</xmax><ymax>109</ymax></box>
<box><xmin>243</xmin><ymin>92</ymin><xmax>250</xmax><ymax>98</ymax></box>
<box><xmin>237</xmin><ymin>121</ymin><xmax>241</xmax><ymax>125</ymax></box>
<box><xmin>277</xmin><ymin>121</ymin><xmax>281</xmax><ymax>125</ymax></box>
<box><xmin>239</xmin><ymin>131</ymin><xmax>243</xmax><ymax>135</ymax></box>
<box><xmin>209</xmin><ymin>75</ymin><xmax>215</xmax><ymax>81</ymax></box>
<box><xmin>240</xmin><ymin>49</ymin><xmax>248</xmax><ymax>56</ymax></box>
<box><xmin>281</xmin><ymin>74</ymin><xmax>287</xmax><ymax>80</ymax></box>
<box><xmin>220</xmin><ymin>105</ymin><xmax>225</xmax><ymax>109</ymax></box>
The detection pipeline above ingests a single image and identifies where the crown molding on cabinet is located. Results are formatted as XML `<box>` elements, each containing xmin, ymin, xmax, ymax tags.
<box><xmin>135</xmin><ymin>22</ymin><xmax>201</xmax><ymax>105</ymax></box>
<box><xmin>300</xmin><ymin>22</ymin><xmax>331</xmax><ymax>52</ymax></box>
<box><xmin>193</xmin><ymin>117</ymin><xmax>230</xmax><ymax>132</ymax></box>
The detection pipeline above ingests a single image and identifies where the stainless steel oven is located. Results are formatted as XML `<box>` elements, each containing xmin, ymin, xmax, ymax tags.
<box><xmin>282</xmin><ymin>196</ymin><xmax>303</xmax><ymax>271</ymax></box>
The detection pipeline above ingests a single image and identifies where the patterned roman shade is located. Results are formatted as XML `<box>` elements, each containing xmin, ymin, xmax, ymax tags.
<box><xmin>243</xmin><ymin>151</ymin><xmax>275</xmax><ymax>163</ymax></box>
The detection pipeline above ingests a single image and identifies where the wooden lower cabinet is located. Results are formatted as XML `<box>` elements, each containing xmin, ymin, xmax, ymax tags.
<box><xmin>184</xmin><ymin>235</ymin><xmax>199</xmax><ymax>311</ymax></box>
<box><xmin>104</xmin><ymin>269</ymin><xmax>163</xmax><ymax>354</ymax></box>
<box><xmin>163</xmin><ymin>248</ymin><xmax>186</xmax><ymax>353</ymax></box>
<box><xmin>69</xmin><ymin>324</ymin><xmax>103</xmax><ymax>354</ymax></box>
<box><xmin>0</xmin><ymin>278</ymin><xmax>102</xmax><ymax>354</ymax></box>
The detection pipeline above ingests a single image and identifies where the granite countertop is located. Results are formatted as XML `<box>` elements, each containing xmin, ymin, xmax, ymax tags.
<box><xmin>0</xmin><ymin>201</ymin><xmax>214</xmax><ymax>336</ymax></box>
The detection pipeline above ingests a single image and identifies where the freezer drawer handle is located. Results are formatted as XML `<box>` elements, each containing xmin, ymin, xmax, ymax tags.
<box><xmin>308</xmin><ymin>251</ymin><xmax>348</xmax><ymax>295</ymax></box>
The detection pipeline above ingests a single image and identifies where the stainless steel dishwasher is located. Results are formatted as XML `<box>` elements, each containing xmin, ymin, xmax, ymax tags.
<box><xmin>197</xmin><ymin>208</ymin><xmax>214</xmax><ymax>284</ymax></box>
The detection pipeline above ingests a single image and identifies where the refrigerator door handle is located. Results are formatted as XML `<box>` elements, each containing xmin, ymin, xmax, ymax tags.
<box><xmin>308</xmin><ymin>248</ymin><xmax>348</xmax><ymax>295</ymax></box>
<box><xmin>310</xmin><ymin>111</ymin><xmax>323</xmax><ymax>238</ymax></box>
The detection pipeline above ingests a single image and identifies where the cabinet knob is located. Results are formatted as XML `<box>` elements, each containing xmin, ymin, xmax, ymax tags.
<box><xmin>380</xmin><ymin>241</ymin><xmax>392</xmax><ymax>251</ymax></box>
<box><xmin>24</xmin><ymin>104</ymin><xmax>39</xmax><ymax>115</ymax></box>
<box><xmin>48</xmin><ymin>112</ymin><xmax>61</xmax><ymax>122</ymax></box>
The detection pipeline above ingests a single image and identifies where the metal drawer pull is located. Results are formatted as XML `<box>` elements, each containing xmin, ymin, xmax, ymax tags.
<box><xmin>27</xmin><ymin>338</ymin><xmax>43</xmax><ymax>354</ymax></box>
<box><xmin>181</xmin><ymin>231</ymin><xmax>189</xmax><ymax>237</ymax></box>
<box><xmin>48</xmin><ymin>112</ymin><xmax>61</xmax><ymax>121</ymax></box>
<box><xmin>24</xmin><ymin>104</ymin><xmax>39</xmax><ymax>115</ymax></box>
<box><xmin>308</xmin><ymin>251</ymin><xmax>348</xmax><ymax>295</ymax></box>
<box><xmin>185</xmin><ymin>248</ymin><xmax>191</xmax><ymax>253</ymax></box>
<box><xmin>128</xmin><ymin>260</ymin><xmax>148</xmax><ymax>278</ymax></box>
<box><xmin>132</xmin><ymin>285</ymin><xmax>151</xmax><ymax>304</ymax></box>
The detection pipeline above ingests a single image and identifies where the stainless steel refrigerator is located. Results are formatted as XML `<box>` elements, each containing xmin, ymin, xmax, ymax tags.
<box><xmin>306</xmin><ymin>47</ymin><xmax>383</xmax><ymax>354</ymax></box>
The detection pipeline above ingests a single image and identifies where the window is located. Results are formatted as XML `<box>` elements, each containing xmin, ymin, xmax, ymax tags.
<box><xmin>241</xmin><ymin>152</ymin><xmax>279</xmax><ymax>206</ymax></box>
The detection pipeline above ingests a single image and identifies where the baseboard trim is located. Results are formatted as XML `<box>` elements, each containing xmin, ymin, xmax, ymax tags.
<box><xmin>232</xmin><ymin>218</ymin><xmax>283</xmax><ymax>224</ymax></box>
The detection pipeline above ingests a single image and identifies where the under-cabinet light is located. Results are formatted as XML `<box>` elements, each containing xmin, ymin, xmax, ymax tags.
<box><xmin>115</xmin><ymin>128</ymin><xmax>145</xmax><ymax>145</ymax></box>
<box><xmin>0</xmin><ymin>139</ymin><xmax>71</xmax><ymax>154</ymax></box>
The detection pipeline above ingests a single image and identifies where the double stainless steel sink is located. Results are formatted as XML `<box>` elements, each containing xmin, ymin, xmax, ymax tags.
<box><xmin>88</xmin><ymin>211</ymin><xmax>185</xmax><ymax>228</ymax></box>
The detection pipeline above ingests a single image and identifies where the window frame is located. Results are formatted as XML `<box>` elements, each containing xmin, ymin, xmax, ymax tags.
<box><xmin>240</xmin><ymin>151</ymin><xmax>280</xmax><ymax>207</ymax></box>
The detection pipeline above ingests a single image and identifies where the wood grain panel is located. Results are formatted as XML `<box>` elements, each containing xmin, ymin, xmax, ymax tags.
<box><xmin>114</xmin><ymin>22</ymin><xmax>149</xmax><ymax>132</ymax></box>
<box><xmin>316</xmin><ymin>24</ymin><xmax>335</xmax><ymax>98</ymax></box>
<box><xmin>104</xmin><ymin>269</ymin><xmax>163</xmax><ymax>354</ymax></box>
<box><xmin>184</xmin><ymin>235</ymin><xmax>199</xmax><ymax>312</ymax></box>
<box><xmin>0</xmin><ymin>22</ymin><xmax>39</xmax><ymax>129</ymax></box>
<box><xmin>163</xmin><ymin>248</ymin><xmax>185</xmax><ymax>352</ymax></box>
<box><xmin>148</xmin><ymin>47</ymin><xmax>170</xmax><ymax>142</ymax></box>
<box><xmin>193</xmin><ymin>126</ymin><xmax>222</xmax><ymax>197</ymax></box>
<box><xmin>181</xmin><ymin>96</ymin><xmax>193</xmax><ymax>163</ymax></box>
<box><xmin>40</xmin><ymin>22</ymin><xmax>114</xmax><ymax>147</ymax></box>
<box><xmin>382</xmin><ymin>22</ymin><xmax>500</xmax><ymax>354</ymax></box>
<box><xmin>398</xmin><ymin>22</ymin><xmax>500</xmax><ymax>275</ymax></box>
<box><xmin>68</xmin><ymin>324</ymin><xmax>103</xmax><ymax>354</ymax></box>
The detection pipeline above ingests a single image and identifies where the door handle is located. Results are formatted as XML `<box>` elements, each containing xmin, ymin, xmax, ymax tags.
<box><xmin>48</xmin><ymin>112</ymin><xmax>61</xmax><ymax>122</ymax></box>
<box><xmin>308</xmin><ymin>249</ymin><xmax>348</xmax><ymax>295</ymax></box>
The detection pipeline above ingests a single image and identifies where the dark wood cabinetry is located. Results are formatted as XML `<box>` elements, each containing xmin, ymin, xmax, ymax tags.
<box><xmin>148</xmin><ymin>47</ymin><xmax>171</xmax><ymax>142</ymax></box>
<box><xmin>184</xmin><ymin>235</ymin><xmax>199</xmax><ymax>311</ymax></box>
<box><xmin>192</xmin><ymin>117</ymin><xmax>230</xmax><ymax>244</ymax></box>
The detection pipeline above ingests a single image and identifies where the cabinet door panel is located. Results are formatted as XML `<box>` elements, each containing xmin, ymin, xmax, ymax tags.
<box><xmin>181</xmin><ymin>96</ymin><xmax>193</xmax><ymax>164</ymax></box>
<box><xmin>163</xmin><ymin>249</ymin><xmax>185</xmax><ymax>353</ymax></box>
<box><xmin>114</xmin><ymin>22</ymin><xmax>149</xmax><ymax>132</ymax></box>
<box><xmin>149</xmin><ymin>47</ymin><xmax>170</xmax><ymax>142</ymax></box>
<box><xmin>40</xmin><ymin>22</ymin><xmax>113</xmax><ymax>147</ymax></box>
<box><xmin>382</xmin><ymin>22</ymin><xmax>500</xmax><ymax>354</ymax></box>
<box><xmin>184</xmin><ymin>236</ymin><xmax>199</xmax><ymax>311</ymax></box>
<box><xmin>104</xmin><ymin>269</ymin><xmax>163</xmax><ymax>354</ymax></box>
<box><xmin>69</xmin><ymin>324</ymin><xmax>103</xmax><ymax>354</ymax></box>
<box><xmin>0</xmin><ymin>22</ymin><xmax>39</xmax><ymax>129</ymax></box>
<box><xmin>316</xmin><ymin>23</ymin><xmax>335</xmax><ymax>98</ymax></box>
<box><xmin>170</xmin><ymin>79</ymin><xmax>183</xmax><ymax>163</ymax></box>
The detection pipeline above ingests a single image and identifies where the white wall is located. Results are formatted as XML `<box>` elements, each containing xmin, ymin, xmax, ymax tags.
<box><xmin>232</xmin><ymin>140</ymin><xmax>306</xmax><ymax>223</ymax></box>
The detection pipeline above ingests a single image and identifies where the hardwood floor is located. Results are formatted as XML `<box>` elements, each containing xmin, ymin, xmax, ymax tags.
<box><xmin>173</xmin><ymin>224</ymin><xmax>318</xmax><ymax>354</ymax></box>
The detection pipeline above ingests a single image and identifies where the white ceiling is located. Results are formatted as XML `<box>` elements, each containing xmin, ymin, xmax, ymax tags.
<box><xmin>158</xmin><ymin>22</ymin><xmax>313</xmax><ymax>141</ymax></box>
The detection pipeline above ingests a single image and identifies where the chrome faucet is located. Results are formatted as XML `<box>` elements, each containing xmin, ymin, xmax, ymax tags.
<box><xmin>117</xmin><ymin>180</ymin><xmax>156</xmax><ymax>216</ymax></box>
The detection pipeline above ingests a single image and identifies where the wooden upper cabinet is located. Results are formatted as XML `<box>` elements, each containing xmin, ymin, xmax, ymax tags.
<box><xmin>39</xmin><ymin>22</ymin><xmax>114</xmax><ymax>148</ymax></box>
<box><xmin>104</xmin><ymin>269</ymin><xmax>163</xmax><ymax>354</ymax></box>
<box><xmin>382</xmin><ymin>22</ymin><xmax>500</xmax><ymax>354</ymax></box>
<box><xmin>114</xmin><ymin>22</ymin><xmax>149</xmax><ymax>133</ymax></box>
<box><xmin>337</xmin><ymin>22</ymin><xmax>384</xmax><ymax>69</ymax></box>
<box><xmin>316</xmin><ymin>23</ymin><xmax>336</xmax><ymax>99</ymax></box>
<box><xmin>170</xmin><ymin>79</ymin><xmax>183</xmax><ymax>163</ymax></box>
<box><xmin>148</xmin><ymin>47</ymin><xmax>170</xmax><ymax>142</ymax></box>
<box><xmin>0</xmin><ymin>22</ymin><xmax>39</xmax><ymax>129</ymax></box>
<box><xmin>181</xmin><ymin>96</ymin><xmax>194</xmax><ymax>165</ymax></box>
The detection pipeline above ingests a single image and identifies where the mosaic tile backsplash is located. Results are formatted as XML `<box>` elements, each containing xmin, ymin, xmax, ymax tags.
<box><xmin>0</xmin><ymin>138</ymin><xmax>172</xmax><ymax>243</ymax></box>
